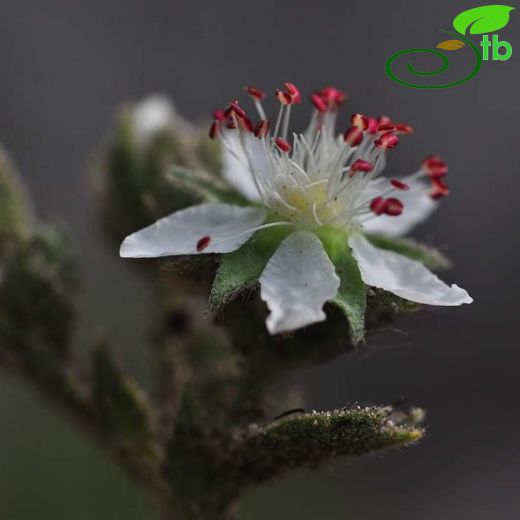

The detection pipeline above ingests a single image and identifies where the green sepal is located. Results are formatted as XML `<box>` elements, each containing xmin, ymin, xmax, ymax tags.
<box><xmin>208</xmin><ymin>225</ymin><xmax>292</xmax><ymax>312</ymax></box>
<box><xmin>317</xmin><ymin>227</ymin><xmax>367</xmax><ymax>346</ymax></box>
<box><xmin>366</xmin><ymin>234</ymin><xmax>451</xmax><ymax>271</ymax></box>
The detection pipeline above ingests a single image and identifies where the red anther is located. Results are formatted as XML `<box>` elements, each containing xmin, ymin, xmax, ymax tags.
<box><xmin>384</xmin><ymin>197</ymin><xmax>404</xmax><ymax>216</ymax></box>
<box><xmin>320</xmin><ymin>86</ymin><xmax>335</xmax><ymax>103</ymax></box>
<box><xmin>321</xmin><ymin>86</ymin><xmax>348</xmax><ymax>105</ymax></box>
<box><xmin>395</xmin><ymin>123</ymin><xmax>414</xmax><ymax>134</ymax></box>
<box><xmin>229</xmin><ymin>101</ymin><xmax>246</xmax><ymax>119</ymax></box>
<box><xmin>351</xmin><ymin>159</ymin><xmax>374</xmax><ymax>173</ymax></box>
<box><xmin>378</xmin><ymin>115</ymin><xmax>392</xmax><ymax>126</ymax></box>
<box><xmin>254</xmin><ymin>119</ymin><xmax>270</xmax><ymax>138</ymax></box>
<box><xmin>370</xmin><ymin>196</ymin><xmax>387</xmax><ymax>215</ymax></box>
<box><xmin>213</xmin><ymin>110</ymin><xmax>225</xmax><ymax>122</ymax></box>
<box><xmin>422</xmin><ymin>155</ymin><xmax>448</xmax><ymax>178</ymax></box>
<box><xmin>378</xmin><ymin>124</ymin><xmax>397</xmax><ymax>132</ymax></box>
<box><xmin>240</xmin><ymin>116</ymin><xmax>254</xmax><ymax>133</ymax></box>
<box><xmin>311</xmin><ymin>93</ymin><xmax>327</xmax><ymax>112</ymax></box>
<box><xmin>275</xmin><ymin>136</ymin><xmax>292</xmax><ymax>152</ymax></box>
<box><xmin>209</xmin><ymin>121</ymin><xmax>219</xmax><ymax>139</ymax></box>
<box><xmin>367</xmin><ymin>117</ymin><xmax>379</xmax><ymax>134</ymax></box>
<box><xmin>284</xmin><ymin>82</ymin><xmax>301</xmax><ymax>104</ymax></box>
<box><xmin>196</xmin><ymin>235</ymin><xmax>212</xmax><ymax>252</ymax></box>
<box><xmin>245</xmin><ymin>85</ymin><xmax>266</xmax><ymax>101</ymax></box>
<box><xmin>276</xmin><ymin>89</ymin><xmax>293</xmax><ymax>105</ymax></box>
<box><xmin>223</xmin><ymin>102</ymin><xmax>236</xmax><ymax>118</ymax></box>
<box><xmin>391</xmin><ymin>179</ymin><xmax>410</xmax><ymax>191</ymax></box>
<box><xmin>344</xmin><ymin>126</ymin><xmax>364</xmax><ymax>147</ymax></box>
<box><xmin>375</xmin><ymin>132</ymin><xmax>400</xmax><ymax>149</ymax></box>
<box><xmin>351</xmin><ymin>113</ymin><xmax>369</xmax><ymax>130</ymax></box>
<box><xmin>334</xmin><ymin>89</ymin><xmax>348</xmax><ymax>105</ymax></box>
<box><xmin>430</xmin><ymin>178</ymin><xmax>450</xmax><ymax>199</ymax></box>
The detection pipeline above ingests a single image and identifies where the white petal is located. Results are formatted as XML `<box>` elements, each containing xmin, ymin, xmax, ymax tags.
<box><xmin>259</xmin><ymin>231</ymin><xmax>340</xmax><ymax>334</ymax></box>
<box><xmin>120</xmin><ymin>203</ymin><xmax>266</xmax><ymax>258</ymax></box>
<box><xmin>349</xmin><ymin>233</ymin><xmax>472</xmax><ymax>306</ymax></box>
<box><xmin>361</xmin><ymin>176</ymin><xmax>437</xmax><ymax>236</ymax></box>
<box><xmin>221</xmin><ymin>132</ymin><xmax>261</xmax><ymax>201</ymax></box>
<box><xmin>132</xmin><ymin>95</ymin><xmax>174</xmax><ymax>140</ymax></box>
<box><xmin>243</xmin><ymin>133</ymin><xmax>273</xmax><ymax>182</ymax></box>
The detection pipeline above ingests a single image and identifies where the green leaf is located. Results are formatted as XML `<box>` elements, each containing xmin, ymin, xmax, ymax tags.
<box><xmin>234</xmin><ymin>405</ymin><xmax>424</xmax><ymax>486</ymax></box>
<box><xmin>453</xmin><ymin>5</ymin><xmax>514</xmax><ymax>35</ymax></box>
<box><xmin>317</xmin><ymin>227</ymin><xmax>366</xmax><ymax>346</ymax></box>
<box><xmin>366</xmin><ymin>234</ymin><xmax>451</xmax><ymax>271</ymax></box>
<box><xmin>208</xmin><ymin>225</ymin><xmax>291</xmax><ymax>312</ymax></box>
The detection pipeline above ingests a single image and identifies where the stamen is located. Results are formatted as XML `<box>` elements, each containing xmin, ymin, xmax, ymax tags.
<box><xmin>385</xmin><ymin>198</ymin><xmax>404</xmax><ymax>216</ymax></box>
<box><xmin>281</xmin><ymin>103</ymin><xmax>292</xmax><ymax>140</ymax></box>
<box><xmin>290</xmin><ymin>159</ymin><xmax>311</xmax><ymax>181</ymax></box>
<box><xmin>351</xmin><ymin>159</ymin><xmax>374</xmax><ymax>173</ymax></box>
<box><xmin>284</xmin><ymin>82</ymin><xmax>301</xmax><ymax>104</ymax></box>
<box><xmin>229</xmin><ymin>101</ymin><xmax>246</xmax><ymax>119</ymax></box>
<box><xmin>370</xmin><ymin>196</ymin><xmax>387</xmax><ymax>215</ymax></box>
<box><xmin>430</xmin><ymin>178</ymin><xmax>450</xmax><ymax>199</ymax></box>
<box><xmin>240</xmin><ymin>116</ymin><xmax>254</xmax><ymax>133</ymax></box>
<box><xmin>254</xmin><ymin>120</ymin><xmax>270</xmax><ymax>138</ymax></box>
<box><xmin>276</xmin><ymin>89</ymin><xmax>293</xmax><ymax>105</ymax></box>
<box><xmin>196</xmin><ymin>235</ymin><xmax>212</xmax><ymax>252</ymax></box>
<box><xmin>272</xmin><ymin>192</ymin><xmax>297</xmax><ymax>211</ymax></box>
<box><xmin>209</xmin><ymin>121</ymin><xmax>219</xmax><ymax>139</ymax></box>
<box><xmin>344</xmin><ymin>126</ymin><xmax>364</xmax><ymax>147</ymax></box>
<box><xmin>369</xmin><ymin>197</ymin><xmax>404</xmax><ymax>216</ymax></box>
<box><xmin>311</xmin><ymin>93</ymin><xmax>327</xmax><ymax>112</ymax></box>
<box><xmin>374</xmin><ymin>132</ymin><xmax>399</xmax><ymax>149</ymax></box>
<box><xmin>395</xmin><ymin>123</ymin><xmax>414</xmax><ymax>134</ymax></box>
<box><xmin>320</xmin><ymin>86</ymin><xmax>348</xmax><ymax>107</ymax></box>
<box><xmin>378</xmin><ymin>124</ymin><xmax>396</xmax><ymax>132</ymax></box>
<box><xmin>367</xmin><ymin>117</ymin><xmax>379</xmax><ymax>134</ymax></box>
<box><xmin>390</xmin><ymin>179</ymin><xmax>410</xmax><ymax>191</ymax></box>
<box><xmin>422</xmin><ymin>155</ymin><xmax>448</xmax><ymax>178</ymax></box>
<box><xmin>378</xmin><ymin>115</ymin><xmax>392</xmax><ymax>127</ymax></box>
<box><xmin>245</xmin><ymin>85</ymin><xmax>266</xmax><ymax>101</ymax></box>
<box><xmin>312</xmin><ymin>201</ymin><xmax>324</xmax><ymax>225</ymax></box>
<box><xmin>213</xmin><ymin>110</ymin><xmax>225</xmax><ymax>121</ymax></box>
<box><xmin>275</xmin><ymin>136</ymin><xmax>292</xmax><ymax>153</ymax></box>
<box><xmin>351</xmin><ymin>113</ymin><xmax>369</xmax><ymax>130</ymax></box>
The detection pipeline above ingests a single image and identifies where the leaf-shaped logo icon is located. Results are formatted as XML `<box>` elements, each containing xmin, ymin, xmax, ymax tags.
<box><xmin>453</xmin><ymin>5</ymin><xmax>514</xmax><ymax>35</ymax></box>
<box><xmin>437</xmin><ymin>39</ymin><xmax>466</xmax><ymax>50</ymax></box>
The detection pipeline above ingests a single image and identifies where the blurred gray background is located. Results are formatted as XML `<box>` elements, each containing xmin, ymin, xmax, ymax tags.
<box><xmin>0</xmin><ymin>0</ymin><xmax>519</xmax><ymax>518</ymax></box>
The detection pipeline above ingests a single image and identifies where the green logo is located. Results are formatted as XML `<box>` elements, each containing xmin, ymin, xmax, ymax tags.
<box><xmin>386</xmin><ymin>5</ymin><xmax>514</xmax><ymax>89</ymax></box>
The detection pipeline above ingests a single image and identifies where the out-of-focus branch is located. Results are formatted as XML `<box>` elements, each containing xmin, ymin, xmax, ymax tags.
<box><xmin>0</xmin><ymin>99</ymin><xmax>430</xmax><ymax>520</ymax></box>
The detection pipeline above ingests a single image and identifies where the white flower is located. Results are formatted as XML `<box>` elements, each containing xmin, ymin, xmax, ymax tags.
<box><xmin>120</xmin><ymin>83</ymin><xmax>472</xmax><ymax>335</ymax></box>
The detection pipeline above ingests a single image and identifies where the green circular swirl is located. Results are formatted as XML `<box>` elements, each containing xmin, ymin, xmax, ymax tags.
<box><xmin>385</xmin><ymin>31</ymin><xmax>482</xmax><ymax>89</ymax></box>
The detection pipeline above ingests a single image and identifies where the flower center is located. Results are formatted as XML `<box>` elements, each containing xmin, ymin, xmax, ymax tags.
<box><xmin>270</xmin><ymin>181</ymin><xmax>342</xmax><ymax>230</ymax></box>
